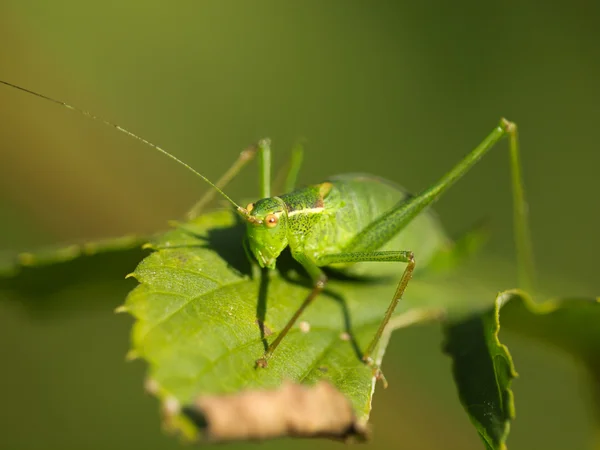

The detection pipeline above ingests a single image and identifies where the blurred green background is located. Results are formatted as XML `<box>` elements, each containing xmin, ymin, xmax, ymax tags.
<box><xmin>0</xmin><ymin>1</ymin><xmax>598</xmax><ymax>449</ymax></box>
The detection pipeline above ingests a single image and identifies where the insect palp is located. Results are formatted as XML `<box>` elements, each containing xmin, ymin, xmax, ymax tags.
<box><xmin>237</xmin><ymin>206</ymin><xmax>263</xmax><ymax>225</ymax></box>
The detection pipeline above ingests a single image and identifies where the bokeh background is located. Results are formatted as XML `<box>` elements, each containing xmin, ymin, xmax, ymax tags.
<box><xmin>0</xmin><ymin>2</ymin><xmax>598</xmax><ymax>449</ymax></box>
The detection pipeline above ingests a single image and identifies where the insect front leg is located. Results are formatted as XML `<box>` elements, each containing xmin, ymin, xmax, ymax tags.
<box><xmin>317</xmin><ymin>251</ymin><xmax>416</xmax><ymax>387</ymax></box>
<box><xmin>187</xmin><ymin>139</ymin><xmax>273</xmax><ymax>219</ymax></box>
<box><xmin>186</xmin><ymin>144</ymin><xmax>259</xmax><ymax>218</ymax></box>
<box><xmin>255</xmin><ymin>252</ymin><xmax>327</xmax><ymax>368</ymax></box>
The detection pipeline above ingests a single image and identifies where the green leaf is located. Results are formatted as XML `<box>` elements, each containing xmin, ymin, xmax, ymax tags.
<box><xmin>0</xmin><ymin>235</ymin><xmax>148</xmax><ymax>313</ymax></box>
<box><xmin>500</xmin><ymin>293</ymin><xmax>600</xmax><ymax>424</ymax></box>
<box><xmin>443</xmin><ymin>291</ymin><xmax>600</xmax><ymax>450</ymax></box>
<box><xmin>123</xmin><ymin>208</ymin><xmax>479</xmax><ymax>440</ymax></box>
<box><xmin>5</xmin><ymin>210</ymin><xmax>598</xmax><ymax>446</ymax></box>
<box><xmin>443</xmin><ymin>294</ymin><xmax>517</xmax><ymax>450</ymax></box>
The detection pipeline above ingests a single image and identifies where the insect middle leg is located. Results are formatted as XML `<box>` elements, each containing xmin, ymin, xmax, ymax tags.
<box><xmin>256</xmin><ymin>250</ymin><xmax>414</xmax><ymax>388</ymax></box>
<box><xmin>272</xmin><ymin>141</ymin><xmax>304</xmax><ymax>194</ymax></box>
<box><xmin>317</xmin><ymin>251</ymin><xmax>416</xmax><ymax>387</ymax></box>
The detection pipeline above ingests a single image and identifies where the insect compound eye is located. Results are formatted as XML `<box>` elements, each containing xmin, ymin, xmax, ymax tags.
<box><xmin>246</xmin><ymin>203</ymin><xmax>254</xmax><ymax>213</ymax></box>
<box><xmin>265</xmin><ymin>214</ymin><xmax>278</xmax><ymax>228</ymax></box>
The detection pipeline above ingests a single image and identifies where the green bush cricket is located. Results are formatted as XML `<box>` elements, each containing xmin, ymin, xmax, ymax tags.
<box><xmin>0</xmin><ymin>80</ymin><xmax>535</xmax><ymax>386</ymax></box>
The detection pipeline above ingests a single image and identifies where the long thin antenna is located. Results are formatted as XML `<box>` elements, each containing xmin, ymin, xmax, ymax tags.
<box><xmin>0</xmin><ymin>79</ymin><xmax>245</xmax><ymax>212</ymax></box>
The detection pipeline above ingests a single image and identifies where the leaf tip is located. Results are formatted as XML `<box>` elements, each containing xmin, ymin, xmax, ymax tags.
<box><xmin>114</xmin><ymin>305</ymin><xmax>128</xmax><ymax>314</ymax></box>
<box><xmin>144</xmin><ymin>377</ymin><xmax>161</xmax><ymax>395</ymax></box>
<box><xmin>125</xmin><ymin>350</ymin><xmax>140</xmax><ymax>361</ymax></box>
<box><xmin>82</xmin><ymin>242</ymin><xmax>98</xmax><ymax>254</ymax></box>
<box><xmin>17</xmin><ymin>252</ymin><xmax>35</xmax><ymax>266</ymax></box>
<box><xmin>162</xmin><ymin>395</ymin><xmax>182</xmax><ymax>416</ymax></box>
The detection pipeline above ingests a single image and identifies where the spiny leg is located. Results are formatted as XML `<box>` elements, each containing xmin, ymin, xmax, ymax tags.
<box><xmin>343</xmin><ymin>119</ymin><xmax>534</xmax><ymax>291</ymax></box>
<box><xmin>506</xmin><ymin>122</ymin><xmax>535</xmax><ymax>291</ymax></box>
<box><xmin>317</xmin><ymin>251</ymin><xmax>415</xmax><ymax>387</ymax></box>
<box><xmin>256</xmin><ymin>252</ymin><xmax>326</xmax><ymax>368</ymax></box>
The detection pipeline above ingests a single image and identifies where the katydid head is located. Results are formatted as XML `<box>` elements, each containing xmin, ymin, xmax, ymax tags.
<box><xmin>242</xmin><ymin>197</ymin><xmax>289</xmax><ymax>269</ymax></box>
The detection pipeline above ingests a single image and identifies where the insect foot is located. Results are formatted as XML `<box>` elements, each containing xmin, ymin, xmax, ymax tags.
<box><xmin>500</xmin><ymin>117</ymin><xmax>516</xmax><ymax>133</ymax></box>
<box><xmin>256</xmin><ymin>343</ymin><xmax>276</xmax><ymax>369</ymax></box>
<box><xmin>374</xmin><ymin>369</ymin><xmax>388</xmax><ymax>389</ymax></box>
<box><xmin>362</xmin><ymin>356</ymin><xmax>389</xmax><ymax>389</ymax></box>
<box><xmin>255</xmin><ymin>357</ymin><xmax>269</xmax><ymax>369</ymax></box>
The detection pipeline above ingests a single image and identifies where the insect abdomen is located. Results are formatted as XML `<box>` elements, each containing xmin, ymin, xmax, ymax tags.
<box><xmin>320</xmin><ymin>174</ymin><xmax>449</xmax><ymax>276</ymax></box>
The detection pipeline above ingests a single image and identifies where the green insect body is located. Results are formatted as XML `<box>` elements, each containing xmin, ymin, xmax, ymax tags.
<box><xmin>239</xmin><ymin>133</ymin><xmax>526</xmax><ymax>377</ymax></box>
<box><xmin>0</xmin><ymin>79</ymin><xmax>535</xmax><ymax>386</ymax></box>
<box><xmin>246</xmin><ymin>174</ymin><xmax>447</xmax><ymax>277</ymax></box>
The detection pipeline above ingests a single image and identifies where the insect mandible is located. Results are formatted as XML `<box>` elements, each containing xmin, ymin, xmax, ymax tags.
<box><xmin>0</xmin><ymin>80</ymin><xmax>535</xmax><ymax>386</ymax></box>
